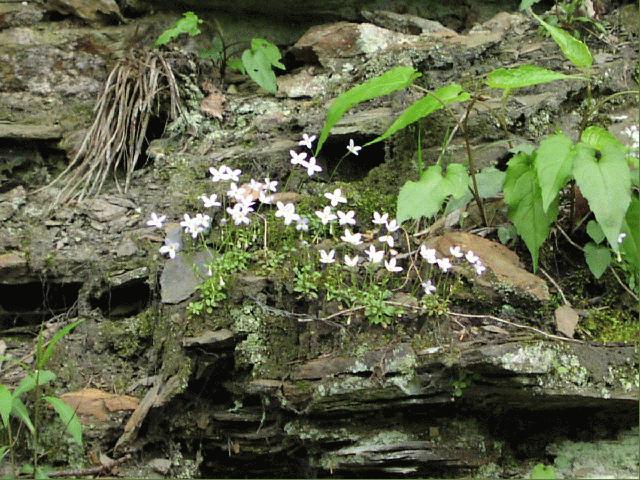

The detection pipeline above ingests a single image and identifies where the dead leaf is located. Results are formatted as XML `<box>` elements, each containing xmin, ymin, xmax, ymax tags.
<box><xmin>481</xmin><ymin>325</ymin><xmax>510</xmax><ymax>335</ymax></box>
<box><xmin>60</xmin><ymin>388</ymin><xmax>139</xmax><ymax>423</ymax></box>
<box><xmin>268</xmin><ymin>192</ymin><xmax>303</xmax><ymax>204</ymax></box>
<box><xmin>555</xmin><ymin>305</ymin><xmax>579</xmax><ymax>338</ymax></box>
<box><xmin>201</xmin><ymin>88</ymin><xmax>226</xmax><ymax>120</ymax></box>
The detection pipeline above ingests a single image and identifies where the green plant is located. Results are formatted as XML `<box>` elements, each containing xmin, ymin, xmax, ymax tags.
<box><xmin>155</xmin><ymin>11</ymin><xmax>203</xmax><ymax>46</ymax></box>
<box><xmin>240</xmin><ymin>38</ymin><xmax>285</xmax><ymax>94</ymax></box>
<box><xmin>293</xmin><ymin>264</ymin><xmax>322</xmax><ymax>300</ymax></box>
<box><xmin>358</xmin><ymin>284</ymin><xmax>403</xmax><ymax>326</ymax></box>
<box><xmin>530</xmin><ymin>462</ymin><xmax>558</xmax><ymax>479</ymax></box>
<box><xmin>0</xmin><ymin>321</ymin><xmax>83</xmax><ymax>478</ymax></box>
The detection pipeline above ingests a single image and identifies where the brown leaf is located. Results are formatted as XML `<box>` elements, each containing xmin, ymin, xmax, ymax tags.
<box><xmin>555</xmin><ymin>305</ymin><xmax>579</xmax><ymax>338</ymax></box>
<box><xmin>201</xmin><ymin>89</ymin><xmax>226</xmax><ymax>120</ymax></box>
<box><xmin>267</xmin><ymin>192</ymin><xmax>303</xmax><ymax>204</ymax></box>
<box><xmin>60</xmin><ymin>388</ymin><xmax>139</xmax><ymax>423</ymax></box>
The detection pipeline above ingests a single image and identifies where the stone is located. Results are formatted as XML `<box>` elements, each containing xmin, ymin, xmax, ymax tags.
<box><xmin>160</xmin><ymin>250</ymin><xmax>213</xmax><ymax>304</ymax></box>
<box><xmin>277</xmin><ymin>69</ymin><xmax>329</xmax><ymax>98</ymax></box>
<box><xmin>148</xmin><ymin>458</ymin><xmax>172</xmax><ymax>475</ymax></box>
<box><xmin>182</xmin><ymin>329</ymin><xmax>235</xmax><ymax>349</ymax></box>
<box><xmin>0</xmin><ymin>251</ymin><xmax>27</xmax><ymax>281</ymax></box>
<box><xmin>361</xmin><ymin>10</ymin><xmax>457</xmax><ymax>36</ymax></box>
<box><xmin>0</xmin><ymin>122</ymin><xmax>64</xmax><ymax>140</ymax></box>
<box><xmin>0</xmin><ymin>3</ymin><xmax>43</xmax><ymax>30</ymax></box>
<box><xmin>85</xmin><ymin>198</ymin><xmax>128</xmax><ymax>223</ymax></box>
<box><xmin>46</xmin><ymin>0</ymin><xmax>122</xmax><ymax>24</ymax></box>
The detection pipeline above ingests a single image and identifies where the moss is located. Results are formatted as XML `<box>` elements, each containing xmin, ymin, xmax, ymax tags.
<box><xmin>99</xmin><ymin>308</ymin><xmax>156</xmax><ymax>358</ymax></box>
<box><xmin>580</xmin><ymin>308</ymin><xmax>640</xmax><ymax>343</ymax></box>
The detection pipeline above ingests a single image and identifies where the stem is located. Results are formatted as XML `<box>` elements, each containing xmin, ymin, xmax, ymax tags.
<box><xmin>461</xmin><ymin>98</ymin><xmax>489</xmax><ymax>227</ymax></box>
<box><xmin>329</xmin><ymin>152</ymin><xmax>349</xmax><ymax>182</ymax></box>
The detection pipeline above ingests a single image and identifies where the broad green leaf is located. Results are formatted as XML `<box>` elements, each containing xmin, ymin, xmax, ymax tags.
<box><xmin>38</xmin><ymin>320</ymin><xmax>83</xmax><ymax>370</ymax></box>
<box><xmin>44</xmin><ymin>397</ymin><xmax>83</xmax><ymax>446</ymax></box>
<box><xmin>621</xmin><ymin>197</ymin><xmax>639</xmax><ymax>279</ymax></box>
<box><xmin>586</xmin><ymin>220</ymin><xmax>605</xmax><ymax>244</ymax></box>
<box><xmin>445</xmin><ymin>166</ymin><xmax>506</xmax><ymax>214</ymax></box>
<box><xmin>242</xmin><ymin>48</ymin><xmax>278</xmax><ymax>94</ymax></box>
<box><xmin>228</xmin><ymin>57</ymin><xmax>246</xmax><ymax>74</ymax></box>
<box><xmin>520</xmin><ymin>0</ymin><xmax>541</xmax><ymax>10</ymax></box>
<box><xmin>584</xmin><ymin>242</ymin><xmax>611</xmax><ymax>279</ymax></box>
<box><xmin>10</xmin><ymin>398</ymin><xmax>34</xmax><ymax>433</ymax></box>
<box><xmin>534</xmin><ymin>132</ymin><xmax>574</xmax><ymax>212</ymax></box>
<box><xmin>572</xmin><ymin>143</ymin><xmax>631</xmax><ymax>251</ymax></box>
<box><xmin>504</xmin><ymin>152</ymin><xmax>558</xmax><ymax>270</ymax></box>
<box><xmin>530</xmin><ymin>463</ymin><xmax>557</xmax><ymax>479</ymax></box>
<box><xmin>250</xmin><ymin>38</ymin><xmax>285</xmax><ymax>70</ymax></box>
<box><xmin>155</xmin><ymin>12</ymin><xmax>202</xmax><ymax>47</ymax></box>
<box><xmin>367</xmin><ymin>83</ymin><xmax>470</xmax><ymax>146</ymax></box>
<box><xmin>397</xmin><ymin>163</ymin><xmax>469</xmax><ymax>223</ymax></box>
<box><xmin>581</xmin><ymin>125</ymin><xmax>626</xmax><ymax>153</ymax></box>
<box><xmin>13</xmin><ymin>370</ymin><xmax>56</xmax><ymax>399</ymax></box>
<box><xmin>534</xmin><ymin>14</ymin><xmax>593</xmax><ymax>68</ymax></box>
<box><xmin>487</xmin><ymin>65</ymin><xmax>574</xmax><ymax>90</ymax></box>
<box><xmin>0</xmin><ymin>385</ymin><xmax>11</xmax><ymax>427</ymax></box>
<box><xmin>316</xmin><ymin>66</ymin><xmax>421</xmax><ymax>154</ymax></box>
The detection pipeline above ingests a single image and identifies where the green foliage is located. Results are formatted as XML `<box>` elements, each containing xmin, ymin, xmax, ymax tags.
<box><xmin>293</xmin><ymin>264</ymin><xmax>322</xmax><ymax>299</ymax></box>
<box><xmin>241</xmin><ymin>38</ymin><xmax>285</xmax><ymax>94</ymax></box>
<box><xmin>586</xmin><ymin>220</ymin><xmax>605</xmax><ymax>243</ymax></box>
<box><xmin>316</xmin><ymin>66</ymin><xmax>421</xmax><ymax>154</ymax></box>
<box><xmin>43</xmin><ymin>397</ymin><xmax>82</xmax><ymax>447</ymax></box>
<box><xmin>487</xmin><ymin>65</ymin><xmax>575</xmax><ymax>91</ymax></box>
<box><xmin>359</xmin><ymin>284</ymin><xmax>402</xmax><ymax>326</ymax></box>
<box><xmin>446</xmin><ymin>166</ymin><xmax>506</xmax><ymax>213</ymax></box>
<box><xmin>534</xmin><ymin>132</ymin><xmax>574</xmax><ymax>213</ymax></box>
<box><xmin>38</xmin><ymin>321</ymin><xmax>82</xmax><ymax>370</ymax></box>
<box><xmin>504</xmin><ymin>151</ymin><xmax>559</xmax><ymax>270</ymax></box>
<box><xmin>584</xmin><ymin>243</ymin><xmax>611</xmax><ymax>279</ymax></box>
<box><xmin>530</xmin><ymin>463</ymin><xmax>557</xmax><ymax>479</ymax></box>
<box><xmin>367</xmin><ymin>83</ymin><xmax>470</xmax><ymax>146</ymax></box>
<box><xmin>397</xmin><ymin>163</ymin><xmax>469</xmax><ymax>223</ymax></box>
<box><xmin>621</xmin><ymin>197</ymin><xmax>640</xmax><ymax>288</ymax></box>
<box><xmin>155</xmin><ymin>11</ymin><xmax>203</xmax><ymax>46</ymax></box>
<box><xmin>531</xmin><ymin>12</ymin><xmax>593</xmax><ymax>68</ymax></box>
<box><xmin>519</xmin><ymin>0</ymin><xmax>541</xmax><ymax>10</ymax></box>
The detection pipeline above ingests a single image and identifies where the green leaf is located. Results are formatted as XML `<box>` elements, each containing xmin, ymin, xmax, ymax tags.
<box><xmin>0</xmin><ymin>385</ymin><xmax>11</xmax><ymax>428</ymax></box>
<box><xmin>445</xmin><ymin>166</ymin><xmax>506</xmax><ymax>214</ymax></box>
<box><xmin>316</xmin><ymin>66</ymin><xmax>421</xmax><ymax>154</ymax></box>
<box><xmin>572</xmin><ymin>142</ymin><xmax>631</xmax><ymax>251</ymax></box>
<box><xmin>530</xmin><ymin>463</ymin><xmax>557</xmax><ymax>479</ymax></box>
<box><xmin>534</xmin><ymin>14</ymin><xmax>593</xmax><ymax>68</ymax></box>
<box><xmin>397</xmin><ymin>163</ymin><xmax>469</xmax><ymax>223</ymax></box>
<box><xmin>13</xmin><ymin>370</ymin><xmax>56</xmax><ymax>398</ymax></box>
<box><xmin>621</xmin><ymin>197</ymin><xmax>640</xmax><ymax>279</ymax></box>
<box><xmin>155</xmin><ymin>12</ymin><xmax>203</xmax><ymax>47</ymax></box>
<box><xmin>504</xmin><ymin>152</ymin><xmax>558</xmax><ymax>270</ymax></box>
<box><xmin>487</xmin><ymin>65</ymin><xmax>575</xmax><ymax>90</ymax></box>
<box><xmin>0</xmin><ymin>445</ymin><xmax>9</xmax><ymax>464</ymax></box>
<box><xmin>534</xmin><ymin>132</ymin><xmax>574</xmax><ymax>212</ymax></box>
<box><xmin>519</xmin><ymin>0</ymin><xmax>541</xmax><ymax>10</ymax></box>
<box><xmin>584</xmin><ymin>242</ymin><xmax>612</xmax><ymax>279</ymax></box>
<box><xmin>242</xmin><ymin>48</ymin><xmax>278</xmax><ymax>94</ymax></box>
<box><xmin>581</xmin><ymin>125</ymin><xmax>626</xmax><ymax>153</ymax></box>
<box><xmin>44</xmin><ymin>397</ymin><xmax>83</xmax><ymax>446</ymax></box>
<box><xmin>367</xmin><ymin>83</ymin><xmax>470</xmax><ymax>146</ymax></box>
<box><xmin>586</xmin><ymin>220</ymin><xmax>605</xmax><ymax>244</ymax></box>
<box><xmin>38</xmin><ymin>320</ymin><xmax>83</xmax><ymax>370</ymax></box>
<box><xmin>250</xmin><ymin>38</ymin><xmax>285</xmax><ymax>70</ymax></box>
<box><xmin>227</xmin><ymin>57</ymin><xmax>246</xmax><ymax>74</ymax></box>
<box><xmin>10</xmin><ymin>398</ymin><xmax>34</xmax><ymax>434</ymax></box>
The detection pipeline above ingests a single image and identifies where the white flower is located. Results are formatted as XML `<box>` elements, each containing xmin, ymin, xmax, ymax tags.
<box><xmin>385</xmin><ymin>219</ymin><xmax>400</xmax><ymax>233</ymax></box>
<box><xmin>618</xmin><ymin>233</ymin><xmax>627</xmax><ymax>243</ymax></box>
<box><xmin>200</xmin><ymin>194</ymin><xmax>221</xmax><ymax>208</ymax></box>
<box><xmin>209</xmin><ymin>166</ymin><xmax>223</xmax><ymax>182</ymax></box>
<box><xmin>290</xmin><ymin>150</ymin><xmax>308</xmax><ymax>166</ymax></box>
<box><xmin>372</xmin><ymin>211</ymin><xmax>388</xmax><ymax>225</ymax></box>
<box><xmin>299</xmin><ymin>133</ymin><xmax>317</xmax><ymax>150</ymax></box>
<box><xmin>437</xmin><ymin>257</ymin><xmax>452</xmax><ymax>272</ymax></box>
<box><xmin>379</xmin><ymin>234</ymin><xmax>395</xmax><ymax>248</ymax></box>
<box><xmin>325</xmin><ymin>188</ymin><xmax>347</xmax><ymax>207</ymax></box>
<box><xmin>319</xmin><ymin>249</ymin><xmax>336</xmax><ymax>264</ymax></box>
<box><xmin>296</xmin><ymin>217</ymin><xmax>310</xmax><ymax>232</ymax></box>
<box><xmin>259</xmin><ymin>191</ymin><xmax>274</xmax><ymax>204</ymax></box>
<box><xmin>337</xmin><ymin>210</ymin><xmax>356</xmax><ymax>226</ymax></box>
<box><xmin>227</xmin><ymin>183</ymin><xmax>247</xmax><ymax>201</ymax></box>
<box><xmin>194</xmin><ymin>213</ymin><xmax>211</xmax><ymax>230</ymax></box>
<box><xmin>263</xmin><ymin>178</ymin><xmax>278</xmax><ymax>192</ymax></box>
<box><xmin>341</xmin><ymin>229</ymin><xmax>363</xmax><ymax>245</ymax></box>
<box><xmin>389</xmin><ymin>249</ymin><xmax>398</xmax><ymax>256</ymax></box>
<box><xmin>474</xmin><ymin>262</ymin><xmax>486</xmax><ymax>275</ymax></box>
<box><xmin>365</xmin><ymin>245</ymin><xmax>384</xmax><ymax>264</ymax></box>
<box><xmin>623</xmin><ymin>125</ymin><xmax>639</xmax><ymax>150</ymax></box>
<box><xmin>315</xmin><ymin>206</ymin><xmax>337</xmax><ymax>225</ymax></box>
<box><xmin>384</xmin><ymin>257</ymin><xmax>403</xmax><ymax>273</ymax></box>
<box><xmin>159</xmin><ymin>241</ymin><xmax>179</xmax><ymax>259</ymax></box>
<box><xmin>449</xmin><ymin>245</ymin><xmax>463</xmax><ymax>258</ymax></box>
<box><xmin>301</xmin><ymin>156</ymin><xmax>322</xmax><ymax>176</ymax></box>
<box><xmin>146</xmin><ymin>212</ymin><xmax>166</xmax><ymax>228</ymax></box>
<box><xmin>422</xmin><ymin>279</ymin><xmax>436</xmax><ymax>295</ymax></box>
<box><xmin>344</xmin><ymin>254</ymin><xmax>360</xmax><ymax>268</ymax></box>
<box><xmin>465</xmin><ymin>250</ymin><xmax>480</xmax><ymax>264</ymax></box>
<box><xmin>249</xmin><ymin>179</ymin><xmax>263</xmax><ymax>191</ymax></box>
<box><xmin>226</xmin><ymin>203</ymin><xmax>252</xmax><ymax>226</ymax></box>
<box><xmin>420</xmin><ymin>246</ymin><xmax>438</xmax><ymax>264</ymax></box>
<box><xmin>180</xmin><ymin>213</ymin><xmax>196</xmax><ymax>232</ymax></box>
<box><xmin>346</xmin><ymin>138</ymin><xmax>362</xmax><ymax>156</ymax></box>
<box><xmin>220</xmin><ymin>165</ymin><xmax>241</xmax><ymax>182</ymax></box>
<box><xmin>275</xmin><ymin>201</ymin><xmax>300</xmax><ymax>226</ymax></box>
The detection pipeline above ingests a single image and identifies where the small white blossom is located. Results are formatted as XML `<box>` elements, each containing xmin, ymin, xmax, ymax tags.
<box><xmin>346</xmin><ymin>138</ymin><xmax>362</xmax><ymax>156</ymax></box>
<box><xmin>341</xmin><ymin>229</ymin><xmax>363</xmax><ymax>245</ymax></box>
<box><xmin>365</xmin><ymin>245</ymin><xmax>384</xmax><ymax>264</ymax></box>
<box><xmin>437</xmin><ymin>257</ymin><xmax>452</xmax><ymax>272</ymax></box>
<box><xmin>465</xmin><ymin>250</ymin><xmax>480</xmax><ymax>264</ymax></box>
<box><xmin>618</xmin><ymin>233</ymin><xmax>627</xmax><ymax>243</ymax></box>
<box><xmin>200</xmin><ymin>194</ymin><xmax>221</xmax><ymax>208</ymax></box>
<box><xmin>319</xmin><ymin>249</ymin><xmax>336</xmax><ymax>264</ymax></box>
<box><xmin>220</xmin><ymin>165</ymin><xmax>241</xmax><ymax>182</ymax></box>
<box><xmin>290</xmin><ymin>150</ymin><xmax>308</xmax><ymax>166</ymax></box>
<box><xmin>422</xmin><ymin>279</ymin><xmax>436</xmax><ymax>295</ymax></box>
<box><xmin>379</xmin><ymin>234</ymin><xmax>395</xmax><ymax>248</ymax></box>
<box><xmin>299</xmin><ymin>133</ymin><xmax>317</xmax><ymax>149</ymax></box>
<box><xmin>420</xmin><ymin>246</ymin><xmax>438</xmax><ymax>264</ymax></box>
<box><xmin>449</xmin><ymin>245</ymin><xmax>463</xmax><ymax>258</ymax></box>
<box><xmin>325</xmin><ymin>188</ymin><xmax>348</xmax><ymax>207</ymax></box>
<box><xmin>263</xmin><ymin>178</ymin><xmax>278</xmax><ymax>192</ymax></box>
<box><xmin>275</xmin><ymin>201</ymin><xmax>300</xmax><ymax>226</ymax></box>
<box><xmin>249</xmin><ymin>179</ymin><xmax>264</xmax><ymax>191</ymax></box>
<box><xmin>337</xmin><ymin>210</ymin><xmax>356</xmax><ymax>226</ymax></box>
<box><xmin>385</xmin><ymin>219</ymin><xmax>400</xmax><ymax>233</ymax></box>
<box><xmin>146</xmin><ymin>212</ymin><xmax>166</xmax><ymax>228</ymax></box>
<box><xmin>372</xmin><ymin>211</ymin><xmax>388</xmax><ymax>225</ymax></box>
<box><xmin>474</xmin><ymin>262</ymin><xmax>486</xmax><ymax>275</ymax></box>
<box><xmin>315</xmin><ymin>206</ymin><xmax>337</xmax><ymax>225</ymax></box>
<box><xmin>159</xmin><ymin>241</ymin><xmax>179</xmax><ymax>259</ymax></box>
<box><xmin>227</xmin><ymin>183</ymin><xmax>247</xmax><ymax>201</ymax></box>
<box><xmin>226</xmin><ymin>203</ymin><xmax>252</xmax><ymax>226</ymax></box>
<box><xmin>344</xmin><ymin>254</ymin><xmax>360</xmax><ymax>268</ymax></box>
<box><xmin>301</xmin><ymin>156</ymin><xmax>322</xmax><ymax>176</ymax></box>
<box><xmin>384</xmin><ymin>257</ymin><xmax>403</xmax><ymax>273</ymax></box>
<box><xmin>259</xmin><ymin>191</ymin><xmax>274</xmax><ymax>204</ymax></box>
<box><xmin>296</xmin><ymin>217</ymin><xmax>310</xmax><ymax>232</ymax></box>
<box><xmin>194</xmin><ymin>213</ymin><xmax>211</xmax><ymax>230</ymax></box>
<box><xmin>209</xmin><ymin>166</ymin><xmax>223</xmax><ymax>182</ymax></box>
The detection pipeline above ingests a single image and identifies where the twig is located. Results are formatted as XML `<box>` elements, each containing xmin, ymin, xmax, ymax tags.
<box><xmin>447</xmin><ymin>311</ymin><xmax>583</xmax><ymax>343</ymax></box>
<box><xmin>610</xmin><ymin>268</ymin><xmax>639</xmax><ymax>302</ymax></box>
<box><xmin>48</xmin><ymin>454</ymin><xmax>131</xmax><ymax>478</ymax></box>
<box><xmin>556</xmin><ymin>225</ymin><xmax>585</xmax><ymax>252</ymax></box>
<box><xmin>539</xmin><ymin>267</ymin><xmax>569</xmax><ymax>305</ymax></box>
